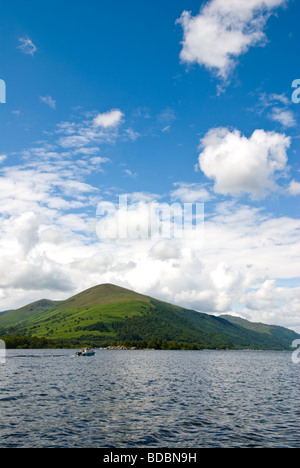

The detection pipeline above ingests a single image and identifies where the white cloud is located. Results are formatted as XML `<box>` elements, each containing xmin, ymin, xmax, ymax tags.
<box><xmin>149</xmin><ymin>241</ymin><xmax>182</xmax><ymax>261</ymax></box>
<box><xmin>94</xmin><ymin>109</ymin><xmax>124</xmax><ymax>128</ymax></box>
<box><xmin>40</xmin><ymin>96</ymin><xmax>56</xmax><ymax>110</ymax></box>
<box><xmin>18</xmin><ymin>37</ymin><xmax>37</xmax><ymax>56</ymax></box>
<box><xmin>198</xmin><ymin>127</ymin><xmax>291</xmax><ymax>197</ymax></box>
<box><xmin>170</xmin><ymin>182</ymin><xmax>212</xmax><ymax>202</ymax></box>
<box><xmin>268</xmin><ymin>93</ymin><xmax>290</xmax><ymax>106</ymax></box>
<box><xmin>124</xmin><ymin>169</ymin><xmax>138</xmax><ymax>178</ymax></box>
<box><xmin>177</xmin><ymin>0</ymin><xmax>287</xmax><ymax>79</ymax></box>
<box><xmin>162</xmin><ymin>126</ymin><xmax>170</xmax><ymax>133</ymax></box>
<box><xmin>242</xmin><ymin>281</ymin><xmax>300</xmax><ymax>331</ymax></box>
<box><xmin>11</xmin><ymin>212</ymin><xmax>41</xmax><ymax>257</ymax></box>
<box><xmin>56</xmin><ymin>111</ymin><xmax>125</xmax><ymax>149</ymax></box>
<box><xmin>269</xmin><ymin>107</ymin><xmax>296</xmax><ymax>128</ymax></box>
<box><xmin>126</xmin><ymin>192</ymin><xmax>161</xmax><ymax>203</ymax></box>
<box><xmin>125</xmin><ymin>128</ymin><xmax>140</xmax><ymax>141</ymax></box>
<box><xmin>288</xmin><ymin>180</ymin><xmax>300</xmax><ymax>196</ymax></box>
<box><xmin>256</xmin><ymin>92</ymin><xmax>296</xmax><ymax>128</ymax></box>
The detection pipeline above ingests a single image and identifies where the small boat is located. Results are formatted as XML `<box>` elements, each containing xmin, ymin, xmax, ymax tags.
<box><xmin>76</xmin><ymin>348</ymin><xmax>95</xmax><ymax>356</ymax></box>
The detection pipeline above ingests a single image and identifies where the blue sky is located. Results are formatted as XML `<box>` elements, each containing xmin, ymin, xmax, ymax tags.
<box><xmin>0</xmin><ymin>0</ymin><xmax>299</xmax><ymax>331</ymax></box>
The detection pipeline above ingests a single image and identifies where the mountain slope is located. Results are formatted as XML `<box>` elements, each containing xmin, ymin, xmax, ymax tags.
<box><xmin>0</xmin><ymin>299</ymin><xmax>60</xmax><ymax>328</ymax></box>
<box><xmin>0</xmin><ymin>310</ymin><xmax>14</xmax><ymax>317</ymax></box>
<box><xmin>0</xmin><ymin>284</ymin><xmax>153</xmax><ymax>345</ymax></box>
<box><xmin>221</xmin><ymin>315</ymin><xmax>299</xmax><ymax>350</ymax></box>
<box><xmin>0</xmin><ymin>284</ymin><xmax>299</xmax><ymax>350</ymax></box>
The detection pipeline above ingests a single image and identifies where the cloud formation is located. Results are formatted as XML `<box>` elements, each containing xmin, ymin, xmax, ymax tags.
<box><xmin>255</xmin><ymin>92</ymin><xmax>296</xmax><ymax>128</ymax></box>
<box><xmin>269</xmin><ymin>107</ymin><xmax>296</xmax><ymax>128</ymax></box>
<box><xmin>288</xmin><ymin>180</ymin><xmax>300</xmax><ymax>196</ymax></box>
<box><xmin>198</xmin><ymin>127</ymin><xmax>291</xmax><ymax>197</ymax></box>
<box><xmin>18</xmin><ymin>37</ymin><xmax>37</xmax><ymax>56</ymax></box>
<box><xmin>94</xmin><ymin>109</ymin><xmax>124</xmax><ymax>128</ymax></box>
<box><xmin>170</xmin><ymin>182</ymin><xmax>212</xmax><ymax>202</ymax></box>
<box><xmin>177</xmin><ymin>0</ymin><xmax>287</xmax><ymax>79</ymax></box>
<box><xmin>40</xmin><ymin>96</ymin><xmax>56</xmax><ymax>109</ymax></box>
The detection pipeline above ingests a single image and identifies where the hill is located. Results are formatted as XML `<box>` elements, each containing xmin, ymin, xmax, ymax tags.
<box><xmin>0</xmin><ymin>310</ymin><xmax>14</xmax><ymax>317</ymax></box>
<box><xmin>0</xmin><ymin>299</ymin><xmax>60</xmax><ymax>327</ymax></box>
<box><xmin>0</xmin><ymin>284</ymin><xmax>299</xmax><ymax>350</ymax></box>
<box><xmin>221</xmin><ymin>315</ymin><xmax>298</xmax><ymax>348</ymax></box>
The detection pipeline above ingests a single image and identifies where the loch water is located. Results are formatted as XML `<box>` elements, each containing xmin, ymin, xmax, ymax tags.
<box><xmin>0</xmin><ymin>349</ymin><xmax>299</xmax><ymax>448</ymax></box>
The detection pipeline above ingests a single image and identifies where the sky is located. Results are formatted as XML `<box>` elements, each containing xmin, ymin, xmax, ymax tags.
<box><xmin>0</xmin><ymin>0</ymin><xmax>299</xmax><ymax>331</ymax></box>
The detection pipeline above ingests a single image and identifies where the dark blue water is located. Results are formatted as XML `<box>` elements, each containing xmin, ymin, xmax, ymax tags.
<box><xmin>0</xmin><ymin>349</ymin><xmax>299</xmax><ymax>448</ymax></box>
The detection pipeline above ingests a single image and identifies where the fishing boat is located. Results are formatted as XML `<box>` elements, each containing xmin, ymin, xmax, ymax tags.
<box><xmin>76</xmin><ymin>348</ymin><xmax>95</xmax><ymax>356</ymax></box>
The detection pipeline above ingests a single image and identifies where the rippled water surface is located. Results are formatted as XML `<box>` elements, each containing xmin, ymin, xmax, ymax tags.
<box><xmin>0</xmin><ymin>349</ymin><xmax>299</xmax><ymax>448</ymax></box>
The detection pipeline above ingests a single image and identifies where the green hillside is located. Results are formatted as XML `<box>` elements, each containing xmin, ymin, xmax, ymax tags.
<box><xmin>0</xmin><ymin>284</ymin><xmax>299</xmax><ymax>350</ymax></box>
<box><xmin>0</xmin><ymin>310</ymin><xmax>13</xmax><ymax>317</ymax></box>
<box><xmin>221</xmin><ymin>314</ymin><xmax>299</xmax><ymax>349</ymax></box>
<box><xmin>0</xmin><ymin>299</ymin><xmax>60</xmax><ymax>327</ymax></box>
<box><xmin>0</xmin><ymin>284</ymin><xmax>153</xmax><ymax>347</ymax></box>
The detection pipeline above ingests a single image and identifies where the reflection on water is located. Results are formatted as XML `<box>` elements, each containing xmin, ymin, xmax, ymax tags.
<box><xmin>0</xmin><ymin>349</ymin><xmax>299</xmax><ymax>448</ymax></box>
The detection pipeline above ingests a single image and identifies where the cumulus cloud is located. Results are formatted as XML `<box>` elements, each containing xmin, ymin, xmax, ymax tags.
<box><xmin>94</xmin><ymin>109</ymin><xmax>124</xmax><ymax>128</ymax></box>
<box><xmin>177</xmin><ymin>0</ymin><xmax>287</xmax><ymax>79</ymax></box>
<box><xmin>198</xmin><ymin>127</ymin><xmax>291</xmax><ymax>197</ymax></box>
<box><xmin>288</xmin><ymin>180</ymin><xmax>300</xmax><ymax>196</ymax></box>
<box><xmin>149</xmin><ymin>241</ymin><xmax>182</xmax><ymax>261</ymax></box>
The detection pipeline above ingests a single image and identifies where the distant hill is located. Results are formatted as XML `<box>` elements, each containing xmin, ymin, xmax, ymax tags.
<box><xmin>0</xmin><ymin>299</ymin><xmax>60</xmax><ymax>328</ymax></box>
<box><xmin>0</xmin><ymin>310</ymin><xmax>14</xmax><ymax>317</ymax></box>
<box><xmin>221</xmin><ymin>315</ymin><xmax>298</xmax><ymax>349</ymax></box>
<box><xmin>0</xmin><ymin>284</ymin><xmax>299</xmax><ymax>350</ymax></box>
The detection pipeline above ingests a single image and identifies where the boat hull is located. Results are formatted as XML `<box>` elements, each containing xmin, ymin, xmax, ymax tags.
<box><xmin>76</xmin><ymin>349</ymin><xmax>95</xmax><ymax>356</ymax></box>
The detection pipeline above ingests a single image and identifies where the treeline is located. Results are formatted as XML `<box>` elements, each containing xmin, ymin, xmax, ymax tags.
<box><xmin>1</xmin><ymin>336</ymin><xmax>67</xmax><ymax>349</ymax></box>
<box><xmin>0</xmin><ymin>335</ymin><xmax>241</xmax><ymax>350</ymax></box>
<box><xmin>1</xmin><ymin>334</ymin><xmax>112</xmax><ymax>349</ymax></box>
<box><xmin>1</xmin><ymin>335</ymin><xmax>204</xmax><ymax>350</ymax></box>
<box><xmin>111</xmin><ymin>339</ymin><xmax>205</xmax><ymax>350</ymax></box>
